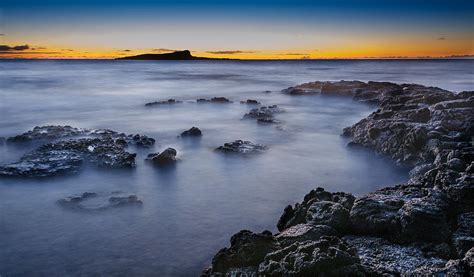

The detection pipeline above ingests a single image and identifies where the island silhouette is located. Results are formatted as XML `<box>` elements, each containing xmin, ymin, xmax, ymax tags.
<box><xmin>117</xmin><ymin>50</ymin><xmax>235</xmax><ymax>60</ymax></box>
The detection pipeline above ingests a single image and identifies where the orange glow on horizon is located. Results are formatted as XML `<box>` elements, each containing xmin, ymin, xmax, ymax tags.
<box><xmin>0</xmin><ymin>41</ymin><xmax>473</xmax><ymax>60</ymax></box>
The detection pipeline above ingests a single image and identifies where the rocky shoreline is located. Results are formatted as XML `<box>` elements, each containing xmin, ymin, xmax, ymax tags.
<box><xmin>203</xmin><ymin>81</ymin><xmax>473</xmax><ymax>276</ymax></box>
<box><xmin>0</xmin><ymin>80</ymin><xmax>472</xmax><ymax>275</ymax></box>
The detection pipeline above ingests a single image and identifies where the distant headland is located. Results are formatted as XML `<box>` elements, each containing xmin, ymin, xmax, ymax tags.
<box><xmin>116</xmin><ymin>50</ymin><xmax>236</xmax><ymax>60</ymax></box>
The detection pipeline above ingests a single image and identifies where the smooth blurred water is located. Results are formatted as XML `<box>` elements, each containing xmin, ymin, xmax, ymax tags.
<box><xmin>0</xmin><ymin>59</ymin><xmax>472</xmax><ymax>276</ymax></box>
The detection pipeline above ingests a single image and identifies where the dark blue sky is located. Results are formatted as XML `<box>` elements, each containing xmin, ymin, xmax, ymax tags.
<box><xmin>0</xmin><ymin>0</ymin><xmax>472</xmax><ymax>58</ymax></box>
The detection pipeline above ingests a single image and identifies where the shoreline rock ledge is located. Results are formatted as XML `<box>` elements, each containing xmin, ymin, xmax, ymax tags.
<box><xmin>203</xmin><ymin>81</ymin><xmax>474</xmax><ymax>276</ymax></box>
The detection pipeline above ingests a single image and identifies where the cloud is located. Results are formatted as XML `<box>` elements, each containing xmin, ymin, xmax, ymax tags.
<box><xmin>206</xmin><ymin>50</ymin><xmax>256</xmax><ymax>54</ymax></box>
<box><xmin>0</xmin><ymin>44</ymin><xmax>30</xmax><ymax>51</ymax></box>
<box><xmin>437</xmin><ymin>37</ymin><xmax>446</xmax><ymax>40</ymax></box>
<box><xmin>0</xmin><ymin>34</ymin><xmax>5</xmax><ymax>36</ymax></box>
<box><xmin>282</xmin><ymin>53</ymin><xmax>308</xmax><ymax>56</ymax></box>
<box><xmin>122</xmin><ymin>49</ymin><xmax>131</xmax><ymax>52</ymax></box>
<box><xmin>0</xmin><ymin>51</ymin><xmax>61</xmax><ymax>55</ymax></box>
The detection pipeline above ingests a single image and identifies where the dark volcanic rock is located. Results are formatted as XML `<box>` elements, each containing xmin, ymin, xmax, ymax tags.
<box><xmin>453</xmin><ymin>212</ymin><xmax>474</xmax><ymax>257</ymax></box>
<box><xmin>205</xmin><ymin>80</ymin><xmax>474</xmax><ymax>275</ymax></box>
<box><xmin>197</xmin><ymin>97</ymin><xmax>232</xmax><ymax>103</ymax></box>
<box><xmin>179</xmin><ymin>127</ymin><xmax>202</xmax><ymax>137</ymax></box>
<box><xmin>58</xmin><ymin>192</ymin><xmax>142</xmax><ymax>211</ymax></box>
<box><xmin>0</xmin><ymin>137</ymin><xmax>136</xmax><ymax>177</ymax></box>
<box><xmin>277</xmin><ymin>187</ymin><xmax>355</xmax><ymax>232</ymax></box>
<box><xmin>0</xmin><ymin>149</ymin><xmax>83</xmax><ymax>177</ymax></box>
<box><xmin>344</xmin><ymin>235</ymin><xmax>447</xmax><ymax>275</ymax></box>
<box><xmin>6</xmin><ymin>125</ymin><xmax>155</xmax><ymax>148</ymax></box>
<box><xmin>127</xmin><ymin>134</ymin><xmax>155</xmax><ymax>148</ymax></box>
<box><xmin>145</xmin><ymin>99</ymin><xmax>182</xmax><ymax>107</ymax></box>
<box><xmin>203</xmin><ymin>230</ymin><xmax>277</xmax><ymax>276</ymax></box>
<box><xmin>275</xmin><ymin>224</ymin><xmax>338</xmax><ymax>247</ymax></box>
<box><xmin>7</xmin><ymin>125</ymin><xmax>90</xmax><ymax>142</ymax></box>
<box><xmin>258</xmin><ymin>236</ymin><xmax>366</xmax><ymax>276</ymax></box>
<box><xmin>216</xmin><ymin>140</ymin><xmax>266</xmax><ymax>154</ymax></box>
<box><xmin>243</xmin><ymin>105</ymin><xmax>283</xmax><ymax>124</ymax></box>
<box><xmin>240</xmin><ymin>99</ymin><xmax>260</xmax><ymax>105</ymax></box>
<box><xmin>146</xmin><ymin>148</ymin><xmax>177</xmax><ymax>165</ymax></box>
<box><xmin>203</xmin><ymin>231</ymin><xmax>366</xmax><ymax>276</ymax></box>
<box><xmin>349</xmin><ymin>185</ymin><xmax>452</xmax><ymax>244</ymax></box>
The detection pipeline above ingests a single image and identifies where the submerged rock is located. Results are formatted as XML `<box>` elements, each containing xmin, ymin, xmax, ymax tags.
<box><xmin>58</xmin><ymin>192</ymin><xmax>142</xmax><ymax>211</ymax></box>
<box><xmin>240</xmin><ymin>99</ymin><xmax>260</xmax><ymax>105</ymax></box>
<box><xmin>197</xmin><ymin>97</ymin><xmax>232</xmax><ymax>103</ymax></box>
<box><xmin>146</xmin><ymin>148</ymin><xmax>177</xmax><ymax>165</ymax></box>
<box><xmin>243</xmin><ymin>105</ymin><xmax>283</xmax><ymax>124</ymax></box>
<box><xmin>216</xmin><ymin>140</ymin><xmax>266</xmax><ymax>154</ymax></box>
<box><xmin>145</xmin><ymin>99</ymin><xmax>182</xmax><ymax>107</ymax></box>
<box><xmin>179</xmin><ymin>127</ymin><xmax>202</xmax><ymax>137</ymax></box>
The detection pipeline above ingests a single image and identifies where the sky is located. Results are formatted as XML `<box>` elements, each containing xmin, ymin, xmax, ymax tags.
<box><xmin>0</xmin><ymin>0</ymin><xmax>473</xmax><ymax>59</ymax></box>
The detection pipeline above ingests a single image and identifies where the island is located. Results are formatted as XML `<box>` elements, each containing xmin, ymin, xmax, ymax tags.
<box><xmin>116</xmin><ymin>50</ymin><xmax>235</xmax><ymax>60</ymax></box>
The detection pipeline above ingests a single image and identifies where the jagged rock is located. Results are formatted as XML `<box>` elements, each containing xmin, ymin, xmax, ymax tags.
<box><xmin>324</xmin><ymin>81</ymin><xmax>473</xmax><ymax>167</ymax></box>
<box><xmin>0</xmin><ymin>138</ymin><xmax>136</xmax><ymax>177</ymax></box>
<box><xmin>197</xmin><ymin>97</ymin><xmax>232</xmax><ymax>103</ymax></box>
<box><xmin>434</xmin><ymin>247</ymin><xmax>474</xmax><ymax>275</ymax></box>
<box><xmin>145</xmin><ymin>99</ymin><xmax>182</xmax><ymax>107</ymax></box>
<box><xmin>275</xmin><ymin>224</ymin><xmax>338</xmax><ymax>247</ymax></box>
<box><xmin>243</xmin><ymin>105</ymin><xmax>283</xmax><ymax>124</ymax></box>
<box><xmin>257</xmin><ymin>117</ymin><xmax>279</xmax><ymax>124</ymax></box>
<box><xmin>204</xmin><ymin>230</ymin><xmax>277</xmax><ymax>276</ymax></box>
<box><xmin>446</xmin><ymin>171</ymin><xmax>474</xmax><ymax>211</ymax></box>
<box><xmin>277</xmin><ymin>187</ymin><xmax>355</xmax><ymax>232</ymax></box>
<box><xmin>305</xmin><ymin>201</ymin><xmax>351</xmax><ymax>232</ymax></box>
<box><xmin>7</xmin><ymin>125</ymin><xmax>91</xmax><ymax>142</ymax></box>
<box><xmin>205</xmin><ymin>81</ymin><xmax>474</xmax><ymax>275</ymax></box>
<box><xmin>409</xmin><ymin>163</ymin><xmax>435</xmax><ymax>178</ymax></box>
<box><xmin>349</xmin><ymin>185</ymin><xmax>451</xmax><ymax>243</ymax></box>
<box><xmin>127</xmin><ymin>134</ymin><xmax>156</xmax><ymax>148</ymax></box>
<box><xmin>58</xmin><ymin>192</ymin><xmax>142</xmax><ymax>211</ymax></box>
<box><xmin>399</xmin><ymin>191</ymin><xmax>451</xmax><ymax>243</ymax></box>
<box><xmin>179</xmin><ymin>127</ymin><xmax>202</xmax><ymax>137</ymax></box>
<box><xmin>344</xmin><ymin>236</ymin><xmax>447</xmax><ymax>275</ymax></box>
<box><xmin>258</xmin><ymin>236</ymin><xmax>367</xmax><ymax>276</ymax></box>
<box><xmin>0</xmin><ymin>150</ymin><xmax>83</xmax><ymax>177</ymax></box>
<box><xmin>6</xmin><ymin>125</ymin><xmax>155</xmax><ymax>148</ymax></box>
<box><xmin>216</xmin><ymin>140</ymin><xmax>266</xmax><ymax>154</ymax></box>
<box><xmin>240</xmin><ymin>99</ymin><xmax>260</xmax><ymax>105</ymax></box>
<box><xmin>453</xmin><ymin>212</ymin><xmax>474</xmax><ymax>257</ymax></box>
<box><xmin>146</xmin><ymin>148</ymin><xmax>177</xmax><ymax>165</ymax></box>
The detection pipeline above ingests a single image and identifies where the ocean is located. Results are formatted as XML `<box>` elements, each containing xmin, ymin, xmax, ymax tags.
<box><xmin>0</xmin><ymin>59</ymin><xmax>472</xmax><ymax>276</ymax></box>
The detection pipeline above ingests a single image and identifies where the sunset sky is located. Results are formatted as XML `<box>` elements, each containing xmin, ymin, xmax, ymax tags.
<box><xmin>0</xmin><ymin>0</ymin><xmax>473</xmax><ymax>59</ymax></box>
